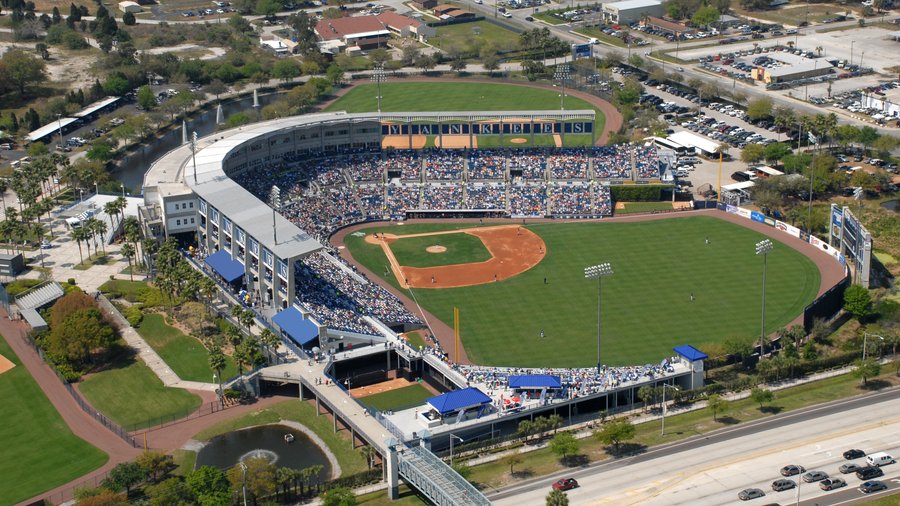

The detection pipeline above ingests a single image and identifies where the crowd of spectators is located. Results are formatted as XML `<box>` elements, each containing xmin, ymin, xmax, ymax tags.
<box><xmin>345</xmin><ymin>153</ymin><xmax>386</xmax><ymax>182</ymax></box>
<box><xmin>635</xmin><ymin>144</ymin><xmax>661</xmax><ymax>179</ymax></box>
<box><xmin>424</xmin><ymin>150</ymin><xmax>466</xmax><ymax>181</ymax></box>
<box><xmin>356</xmin><ymin>184</ymin><xmax>385</xmax><ymax>218</ymax></box>
<box><xmin>456</xmin><ymin>358</ymin><xmax>679</xmax><ymax>396</ymax></box>
<box><xmin>385</xmin><ymin>151</ymin><xmax>422</xmax><ymax>181</ymax></box>
<box><xmin>465</xmin><ymin>183</ymin><xmax>506</xmax><ymax>210</ymax></box>
<box><xmin>596</xmin><ymin>185</ymin><xmax>612</xmax><ymax>215</ymax></box>
<box><xmin>508</xmin><ymin>152</ymin><xmax>547</xmax><ymax>179</ymax></box>
<box><xmin>592</xmin><ymin>146</ymin><xmax>633</xmax><ymax>179</ymax></box>
<box><xmin>387</xmin><ymin>184</ymin><xmax>421</xmax><ymax>216</ymax></box>
<box><xmin>469</xmin><ymin>151</ymin><xmax>507</xmax><ymax>180</ymax></box>
<box><xmin>550</xmin><ymin>182</ymin><xmax>593</xmax><ymax>215</ymax></box>
<box><xmin>548</xmin><ymin>150</ymin><xmax>590</xmax><ymax>180</ymax></box>
<box><xmin>509</xmin><ymin>183</ymin><xmax>547</xmax><ymax>217</ymax></box>
<box><xmin>423</xmin><ymin>183</ymin><xmax>464</xmax><ymax>210</ymax></box>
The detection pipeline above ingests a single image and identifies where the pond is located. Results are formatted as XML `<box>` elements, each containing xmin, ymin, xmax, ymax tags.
<box><xmin>881</xmin><ymin>199</ymin><xmax>900</xmax><ymax>213</ymax></box>
<box><xmin>195</xmin><ymin>424</ymin><xmax>332</xmax><ymax>480</ymax></box>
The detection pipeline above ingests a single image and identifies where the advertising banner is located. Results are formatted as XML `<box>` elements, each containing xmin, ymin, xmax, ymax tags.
<box><xmin>736</xmin><ymin>207</ymin><xmax>752</xmax><ymax>219</ymax></box>
<box><xmin>750</xmin><ymin>211</ymin><xmax>766</xmax><ymax>223</ymax></box>
<box><xmin>726</xmin><ymin>204</ymin><xmax>739</xmax><ymax>214</ymax></box>
<box><xmin>829</xmin><ymin>204</ymin><xmax>843</xmax><ymax>247</ymax></box>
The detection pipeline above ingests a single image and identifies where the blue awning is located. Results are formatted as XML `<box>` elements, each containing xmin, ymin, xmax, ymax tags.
<box><xmin>673</xmin><ymin>345</ymin><xmax>708</xmax><ymax>362</ymax></box>
<box><xmin>508</xmin><ymin>375</ymin><xmax>562</xmax><ymax>389</ymax></box>
<box><xmin>427</xmin><ymin>387</ymin><xmax>491</xmax><ymax>415</ymax></box>
<box><xmin>272</xmin><ymin>307</ymin><xmax>319</xmax><ymax>347</ymax></box>
<box><xmin>204</xmin><ymin>250</ymin><xmax>245</xmax><ymax>283</ymax></box>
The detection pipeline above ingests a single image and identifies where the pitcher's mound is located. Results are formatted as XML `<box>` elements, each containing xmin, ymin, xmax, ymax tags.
<box><xmin>426</xmin><ymin>245</ymin><xmax>447</xmax><ymax>253</ymax></box>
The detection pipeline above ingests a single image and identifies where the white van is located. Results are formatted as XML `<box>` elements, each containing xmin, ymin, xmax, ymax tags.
<box><xmin>866</xmin><ymin>452</ymin><xmax>895</xmax><ymax>467</ymax></box>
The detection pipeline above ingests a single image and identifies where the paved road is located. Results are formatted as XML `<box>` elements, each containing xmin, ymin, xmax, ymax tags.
<box><xmin>489</xmin><ymin>387</ymin><xmax>900</xmax><ymax>505</ymax></box>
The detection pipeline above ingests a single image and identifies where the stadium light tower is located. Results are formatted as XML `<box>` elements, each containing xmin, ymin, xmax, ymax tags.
<box><xmin>554</xmin><ymin>64</ymin><xmax>571</xmax><ymax>111</ymax></box>
<box><xmin>372</xmin><ymin>63</ymin><xmax>387</xmax><ymax>114</ymax></box>
<box><xmin>585</xmin><ymin>262</ymin><xmax>613</xmax><ymax>374</ymax></box>
<box><xmin>755</xmin><ymin>239</ymin><xmax>773</xmax><ymax>357</ymax></box>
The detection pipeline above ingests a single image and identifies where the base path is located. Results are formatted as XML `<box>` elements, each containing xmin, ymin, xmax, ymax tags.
<box><xmin>365</xmin><ymin>225</ymin><xmax>546</xmax><ymax>289</ymax></box>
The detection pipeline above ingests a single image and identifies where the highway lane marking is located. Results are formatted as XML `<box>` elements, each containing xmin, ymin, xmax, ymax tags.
<box><xmin>586</xmin><ymin>414</ymin><xmax>900</xmax><ymax>506</ymax></box>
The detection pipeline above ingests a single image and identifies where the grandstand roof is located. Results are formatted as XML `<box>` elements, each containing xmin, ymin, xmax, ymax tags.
<box><xmin>272</xmin><ymin>306</ymin><xmax>319</xmax><ymax>346</ymax></box>
<box><xmin>204</xmin><ymin>250</ymin><xmax>245</xmax><ymax>283</ymax></box>
<box><xmin>673</xmin><ymin>345</ymin><xmax>708</xmax><ymax>362</ymax></box>
<box><xmin>427</xmin><ymin>387</ymin><xmax>491</xmax><ymax>415</ymax></box>
<box><xmin>508</xmin><ymin>375</ymin><xmax>562</xmax><ymax>389</ymax></box>
<box><xmin>667</xmin><ymin>131</ymin><xmax>720</xmax><ymax>155</ymax></box>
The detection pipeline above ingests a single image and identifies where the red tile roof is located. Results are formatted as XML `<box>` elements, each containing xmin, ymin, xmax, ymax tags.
<box><xmin>376</xmin><ymin>11</ymin><xmax>423</xmax><ymax>30</ymax></box>
<box><xmin>314</xmin><ymin>15</ymin><xmax>387</xmax><ymax>40</ymax></box>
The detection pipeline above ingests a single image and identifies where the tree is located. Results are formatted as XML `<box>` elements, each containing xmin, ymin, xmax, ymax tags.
<box><xmin>227</xmin><ymin>457</ymin><xmax>275</xmax><ymax>503</ymax></box>
<box><xmin>741</xmin><ymin>143</ymin><xmax>765</xmax><ymax>164</ymax></box>
<box><xmin>136</xmin><ymin>451</ymin><xmax>172</xmax><ymax>483</ymax></box>
<box><xmin>322</xmin><ymin>486</ymin><xmax>357</xmax><ymax>506</ymax></box>
<box><xmin>359</xmin><ymin>445</ymin><xmax>378</xmax><ymax>470</ymax></box>
<box><xmin>137</xmin><ymin>85</ymin><xmax>157</xmax><ymax>110</ymax></box>
<box><xmin>852</xmin><ymin>358</ymin><xmax>881</xmax><ymax>386</ymax></box>
<box><xmin>273</xmin><ymin>59</ymin><xmax>301</xmax><ymax>82</ymax></box>
<box><xmin>75</xmin><ymin>490</ymin><xmax>128</xmax><ymax>506</ymax></box>
<box><xmin>750</xmin><ymin>387</ymin><xmax>774</xmax><ymax>409</ymax></box>
<box><xmin>546</xmin><ymin>488</ymin><xmax>570</xmax><ymax>506</ymax></box>
<box><xmin>843</xmin><ymin>284</ymin><xmax>873</xmax><ymax>322</ymax></box>
<box><xmin>549</xmin><ymin>432</ymin><xmax>579</xmax><ymax>465</ymax></box>
<box><xmin>415</xmin><ymin>54</ymin><xmax>436</xmax><ymax>74</ymax></box>
<box><xmin>764</xmin><ymin>142</ymin><xmax>791</xmax><ymax>166</ymax></box>
<box><xmin>502</xmin><ymin>452</ymin><xmax>524</xmax><ymax>475</ymax></box>
<box><xmin>594</xmin><ymin>418</ymin><xmax>635</xmax><ymax>452</ymax></box>
<box><xmin>707</xmin><ymin>394</ymin><xmax>728</xmax><ymax>422</ymax></box>
<box><xmin>87</xmin><ymin>140</ymin><xmax>115</xmax><ymax>162</ymax></box>
<box><xmin>205</xmin><ymin>79</ymin><xmax>228</xmax><ymax>101</ymax></box>
<box><xmin>122</xmin><ymin>11</ymin><xmax>135</xmax><ymax>25</ymax></box>
<box><xmin>723</xmin><ymin>336</ymin><xmax>754</xmax><ymax>366</ymax></box>
<box><xmin>1</xmin><ymin>49</ymin><xmax>47</xmax><ymax>96</ymax></box>
<box><xmin>208</xmin><ymin>346</ymin><xmax>226</xmax><ymax>405</ymax></box>
<box><xmin>746</xmin><ymin>97</ymin><xmax>773</xmax><ymax>121</ymax></box>
<box><xmin>102</xmin><ymin>462</ymin><xmax>147</xmax><ymax>495</ymax></box>
<box><xmin>637</xmin><ymin>385</ymin><xmax>658</xmax><ymax>412</ymax></box>
<box><xmin>186</xmin><ymin>466</ymin><xmax>230</xmax><ymax>505</ymax></box>
<box><xmin>517</xmin><ymin>419</ymin><xmax>534</xmax><ymax>442</ymax></box>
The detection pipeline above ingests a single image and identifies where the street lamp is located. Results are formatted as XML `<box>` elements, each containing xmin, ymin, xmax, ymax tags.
<box><xmin>755</xmin><ymin>239</ymin><xmax>773</xmax><ymax>357</ymax></box>
<box><xmin>449</xmin><ymin>433</ymin><xmax>464</xmax><ymax>466</ymax></box>
<box><xmin>120</xmin><ymin>183</ymin><xmax>126</xmax><ymax>198</ymax></box>
<box><xmin>56</xmin><ymin>113</ymin><xmax>63</xmax><ymax>148</ymax></box>
<box><xmin>372</xmin><ymin>64</ymin><xmax>387</xmax><ymax>114</ymax></box>
<box><xmin>660</xmin><ymin>383</ymin><xmax>679</xmax><ymax>436</ymax></box>
<box><xmin>554</xmin><ymin>64</ymin><xmax>571</xmax><ymax>111</ymax></box>
<box><xmin>862</xmin><ymin>333</ymin><xmax>884</xmax><ymax>361</ymax></box>
<box><xmin>190</xmin><ymin>131</ymin><xmax>199</xmax><ymax>183</ymax></box>
<box><xmin>585</xmin><ymin>262</ymin><xmax>613</xmax><ymax>374</ymax></box>
<box><xmin>239</xmin><ymin>461</ymin><xmax>248</xmax><ymax>506</ymax></box>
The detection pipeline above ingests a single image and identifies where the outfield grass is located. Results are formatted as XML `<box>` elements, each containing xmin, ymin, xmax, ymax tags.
<box><xmin>404</xmin><ymin>331</ymin><xmax>427</xmax><ymax>350</ymax></box>
<box><xmin>78</xmin><ymin>352</ymin><xmax>202</xmax><ymax>430</ymax></box>
<box><xmin>0</xmin><ymin>337</ymin><xmax>108</xmax><ymax>505</ymax></box>
<box><xmin>357</xmin><ymin>384</ymin><xmax>435</xmax><ymax>412</ymax></box>
<box><xmin>344</xmin><ymin>216</ymin><xmax>821</xmax><ymax>367</ymax></box>
<box><xmin>390</xmin><ymin>233</ymin><xmax>491</xmax><ymax>268</ymax></box>
<box><xmin>192</xmin><ymin>399</ymin><xmax>368</xmax><ymax>475</ymax></box>
<box><xmin>137</xmin><ymin>314</ymin><xmax>237</xmax><ymax>382</ymax></box>
<box><xmin>432</xmin><ymin>20</ymin><xmax>519</xmax><ymax>55</ymax></box>
<box><xmin>616</xmin><ymin>202</ymin><xmax>676</xmax><ymax>214</ymax></box>
<box><xmin>324</xmin><ymin>82</ymin><xmax>606</xmax><ymax>140</ymax></box>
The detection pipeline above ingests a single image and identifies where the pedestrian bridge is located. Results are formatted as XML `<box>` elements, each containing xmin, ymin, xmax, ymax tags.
<box><xmin>391</xmin><ymin>445</ymin><xmax>491</xmax><ymax>506</ymax></box>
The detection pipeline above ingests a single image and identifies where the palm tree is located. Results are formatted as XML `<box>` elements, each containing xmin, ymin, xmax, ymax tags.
<box><xmin>276</xmin><ymin>467</ymin><xmax>294</xmax><ymax>501</ymax></box>
<box><xmin>121</xmin><ymin>243</ymin><xmax>135</xmax><ymax>281</ymax></box>
<box><xmin>73</xmin><ymin>227</ymin><xmax>89</xmax><ymax>264</ymax></box>
<box><xmin>104</xmin><ymin>200</ymin><xmax>121</xmax><ymax>233</ymax></box>
<box><xmin>259</xmin><ymin>328</ymin><xmax>280</xmax><ymax>362</ymax></box>
<box><xmin>208</xmin><ymin>346</ymin><xmax>226</xmax><ymax>407</ymax></box>
<box><xmin>92</xmin><ymin>219</ymin><xmax>108</xmax><ymax>254</ymax></box>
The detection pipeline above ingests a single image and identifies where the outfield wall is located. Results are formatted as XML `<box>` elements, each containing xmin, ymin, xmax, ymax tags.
<box><xmin>717</xmin><ymin>203</ymin><xmax>851</xmax><ymax>332</ymax></box>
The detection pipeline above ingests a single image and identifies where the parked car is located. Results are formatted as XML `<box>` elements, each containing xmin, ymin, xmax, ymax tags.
<box><xmin>772</xmin><ymin>479</ymin><xmax>795</xmax><ymax>491</ymax></box>
<box><xmin>738</xmin><ymin>488</ymin><xmax>765</xmax><ymax>500</ymax></box>
<box><xmin>843</xmin><ymin>449</ymin><xmax>866</xmax><ymax>460</ymax></box>
<box><xmin>552</xmin><ymin>478</ymin><xmax>578</xmax><ymax>491</ymax></box>
<box><xmin>858</xmin><ymin>480</ymin><xmax>888</xmax><ymax>493</ymax></box>
<box><xmin>856</xmin><ymin>466</ymin><xmax>884</xmax><ymax>480</ymax></box>
<box><xmin>819</xmin><ymin>478</ymin><xmax>846</xmax><ymax>491</ymax></box>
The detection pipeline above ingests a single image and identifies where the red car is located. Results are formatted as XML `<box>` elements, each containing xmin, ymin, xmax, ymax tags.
<box><xmin>552</xmin><ymin>478</ymin><xmax>579</xmax><ymax>491</ymax></box>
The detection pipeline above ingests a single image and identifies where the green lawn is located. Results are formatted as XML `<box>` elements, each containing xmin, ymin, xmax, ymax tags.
<box><xmin>616</xmin><ymin>202</ymin><xmax>675</xmax><ymax>214</ymax></box>
<box><xmin>357</xmin><ymin>384</ymin><xmax>435</xmax><ymax>412</ymax></box>
<box><xmin>344</xmin><ymin>216</ymin><xmax>821</xmax><ymax>367</ymax></box>
<box><xmin>390</xmin><ymin>232</ymin><xmax>492</xmax><ymax>268</ymax></box>
<box><xmin>192</xmin><ymin>399</ymin><xmax>368</xmax><ymax>475</ymax></box>
<box><xmin>99</xmin><ymin>279</ymin><xmax>157</xmax><ymax>304</ymax></box>
<box><xmin>324</xmin><ymin>82</ymin><xmax>606</xmax><ymax>140</ymax></box>
<box><xmin>137</xmin><ymin>313</ymin><xmax>237</xmax><ymax>383</ymax></box>
<box><xmin>432</xmin><ymin>20</ymin><xmax>520</xmax><ymax>54</ymax></box>
<box><xmin>0</xmin><ymin>336</ymin><xmax>108</xmax><ymax>505</ymax></box>
<box><xmin>78</xmin><ymin>352</ymin><xmax>202</xmax><ymax>430</ymax></box>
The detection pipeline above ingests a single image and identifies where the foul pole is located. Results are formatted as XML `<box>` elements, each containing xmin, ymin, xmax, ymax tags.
<box><xmin>454</xmin><ymin>307</ymin><xmax>460</xmax><ymax>363</ymax></box>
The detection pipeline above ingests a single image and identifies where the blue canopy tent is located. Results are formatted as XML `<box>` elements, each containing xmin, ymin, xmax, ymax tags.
<box><xmin>273</xmin><ymin>307</ymin><xmax>319</xmax><ymax>347</ymax></box>
<box><xmin>507</xmin><ymin>375</ymin><xmax>562</xmax><ymax>389</ymax></box>
<box><xmin>673</xmin><ymin>345</ymin><xmax>708</xmax><ymax>362</ymax></box>
<box><xmin>204</xmin><ymin>250</ymin><xmax>245</xmax><ymax>283</ymax></box>
<box><xmin>426</xmin><ymin>387</ymin><xmax>492</xmax><ymax>421</ymax></box>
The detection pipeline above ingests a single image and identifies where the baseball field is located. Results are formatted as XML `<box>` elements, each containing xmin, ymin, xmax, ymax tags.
<box><xmin>323</xmin><ymin>81</ymin><xmax>611</xmax><ymax>147</ymax></box>
<box><xmin>342</xmin><ymin>216</ymin><xmax>822</xmax><ymax>367</ymax></box>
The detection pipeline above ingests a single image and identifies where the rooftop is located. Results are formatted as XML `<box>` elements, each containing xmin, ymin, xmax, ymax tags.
<box><xmin>605</xmin><ymin>0</ymin><xmax>661</xmax><ymax>10</ymax></box>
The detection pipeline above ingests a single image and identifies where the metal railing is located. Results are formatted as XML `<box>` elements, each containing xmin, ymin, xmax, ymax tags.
<box><xmin>397</xmin><ymin>446</ymin><xmax>491</xmax><ymax>506</ymax></box>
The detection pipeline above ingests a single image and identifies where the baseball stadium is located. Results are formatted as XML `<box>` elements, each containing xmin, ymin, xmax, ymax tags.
<box><xmin>142</xmin><ymin>79</ymin><xmax>849</xmax><ymax>502</ymax></box>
